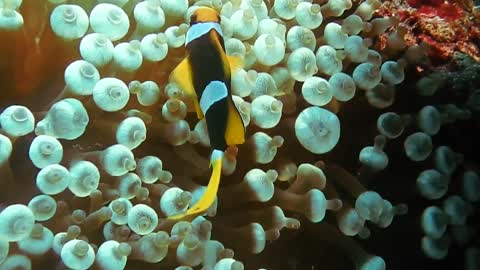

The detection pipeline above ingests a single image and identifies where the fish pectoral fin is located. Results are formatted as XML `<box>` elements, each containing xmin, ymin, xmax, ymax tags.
<box><xmin>225</xmin><ymin>98</ymin><xmax>246</xmax><ymax>146</ymax></box>
<box><xmin>227</xmin><ymin>55</ymin><xmax>243</xmax><ymax>75</ymax></box>
<box><xmin>169</xmin><ymin>57</ymin><xmax>205</xmax><ymax>119</ymax></box>
<box><xmin>169</xmin><ymin>57</ymin><xmax>195</xmax><ymax>96</ymax></box>
<box><xmin>167</xmin><ymin>157</ymin><xmax>222</xmax><ymax>221</ymax></box>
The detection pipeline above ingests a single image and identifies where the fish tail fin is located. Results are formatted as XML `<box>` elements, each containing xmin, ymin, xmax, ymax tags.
<box><xmin>168</xmin><ymin>150</ymin><xmax>223</xmax><ymax>220</ymax></box>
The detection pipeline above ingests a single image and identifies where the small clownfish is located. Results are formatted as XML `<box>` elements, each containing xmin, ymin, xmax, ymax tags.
<box><xmin>168</xmin><ymin>7</ymin><xmax>246</xmax><ymax>220</ymax></box>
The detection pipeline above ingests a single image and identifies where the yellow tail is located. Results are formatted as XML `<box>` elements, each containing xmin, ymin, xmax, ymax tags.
<box><xmin>168</xmin><ymin>156</ymin><xmax>222</xmax><ymax>220</ymax></box>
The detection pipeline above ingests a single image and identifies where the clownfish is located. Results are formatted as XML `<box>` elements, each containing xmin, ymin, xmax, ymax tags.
<box><xmin>168</xmin><ymin>7</ymin><xmax>246</xmax><ymax>220</ymax></box>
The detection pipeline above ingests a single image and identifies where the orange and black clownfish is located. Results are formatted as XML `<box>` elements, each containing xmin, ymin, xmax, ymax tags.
<box><xmin>168</xmin><ymin>7</ymin><xmax>246</xmax><ymax>220</ymax></box>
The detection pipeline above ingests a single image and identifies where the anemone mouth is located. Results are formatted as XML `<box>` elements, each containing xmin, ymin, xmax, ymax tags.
<box><xmin>342</xmin><ymin>23</ymin><xmax>355</xmax><ymax>34</ymax></box>
<box><xmin>314</xmin><ymin>82</ymin><xmax>329</xmax><ymax>95</ymax></box>
<box><xmin>62</xmin><ymin>6</ymin><xmax>77</xmax><ymax>23</ymax></box>
<box><xmin>175</xmin><ymin>200</ymin><xmax>188</xmax><ymax>210</ymax></box>
<box><xmin>381</xmin><ymin>114</ymin><xmax>403</xmax><ymax>134</ymax></box>
<box><xmin>287</xmin><ymin>0</ymin><xmax>300</xmax><ymax>9</ymax></box>
<box><xmin>264</xmin><ymin>34</ymin><xmax>276</xmax><ymax>46</ymax></box>
<box><xmin>269</xmin><ymin>100</ymin><xmax>283</xmax><ymax>113</ymax></box>
<box><xmin>122</xmin><ymin>158</ymin><xmax>136</xmax><ymax>171</ymax></box>
<box><xmin>73</xmin><ymin>113</ymin><xmax>88</xmax><ymax>126</ymax></box>
<box><xmin>30</xmin><ymin>228</ymin><xmax>45</xmax><ymax>240</ymax></box>
<box><xmin>172</xmin><ymin>223</ymin><xmax>192</xmax><ymax>240</ymax></box>
<box><xmin>166</xmin><ymin>100</ymin><xmax>179</xmax><ymax>112</ymax></box>
<box><xmin>137</xmin><ymin>215</ymin><xmax>152</xmax><ymax>231</ymax></box>
<box><xmin>183</xmin><ymin>234</ymin><xmax>199</xmax><ymax>249</ymax></box>
<box><xmin>40</xmin><ymin>142</ymin><xmax>55</xmax><ymax>156</ymax></box>
<box><xmin>71</xmin><ymin>210</ymin><xmax>86</xmax><ymax>223</ymax></box>
<box><xmin>107</xmin><ymin>8</ymin><xmax>123</xmax><ymax>25</ymax></box>
<box><xmin>11</xmin><ymin>107</ymin><xmax>29</xmax><ymax>122</ymax></box>
<box><xmin>153</xmin><ymin>232</ymin><xmax>169</xmax><ymax>248</ymax></box>
<box><xmin>47</xmin><ymin>170</ymin><xmax>63</xmax><ymax>183</ymax></box>
<box><xmin>37</xmin><ymin>201</ymin><xmax>53</xmax><ymax>213</ymax></box>
<box><xmin>128</xmin><ymin>40</ymin><xmax>141</xmax><ymax>52</ymax></box>
<box><xmin>154</xmin><ymin>33</ymin><xmax>167</xmax><ymax>46</ymax></box>
<box><xmin>112</xmin><ymin>201</ymin><xmax>126</xmax><ymax>215</ymax></box>
<box><xmin>13</xmin><ymin>218</ymin><xmax>30</xmax><ymax>234</ymax></box>
<box><xmin>367</xmin><ymin>66</ymin><xmax>380</xmax><ymax>79</ymax></box>
<box><xmin>310</xmin><ymin>4</ymin><xmax>321</xmax><ymax>15</ymax></box>
<box><xmin>310</xmin><ymin>120</ymin><xmax>329</xmax><ymax>138</ymax></box>
<box><xmin>150</xmin><ymin>165</ymin><xmax>163</xmax><ymax>177</ymax></box>
<box><xmin>79</xmin><ymin>63</ymin><xmax>96</xmax><ymax>79</ymax></box>
<box><xmin>175</xmin><ymin>191</ymin><xmax>192</xmax><ymax>209</ymax></box>
<box><xmin>340</xmin><ymin>79</ymin><xmax>355</xmax><ymax>95</ymax></box>
<box><xmin>81</xmin><ymin>175</ymin><xmax>96</xmax><ymax>190</ymax></box>
<box><xmin>108</xmin><ymin>87</ymin><xmax>123</xmax><ymax>100</ymax></box>
<box><xmin>126</xmin><ymin>179</ymin><xmax>141</xmax><ymax>195</ymax></box>
<box><xmin>243</xmin><ymin>8</ymin><xmax>255</xmax><ymax>20</ymax></box>
<box><xmin>93</xmin><ymin>34</ymin><xmax>108</xmax><ymax>47</ymax></box>
<box><xmin>300</xmin><ymin>31</ymin><xmax>313</xmax><ymax>44</ymax></box>
<box><xmin>73</xmin><ymin>241</ymin><xmax>89</xmax><ymax>257</ymax></box>
<box><xmin>176</xmin><ymin>24</ymin><xmax>189</xmax><ymax>35</ymax></box>
<box><xmin>323</xmin><ymin>50</ymin><xmax>338</xmax><ymax>64</ymax></box>
<box><xmin>165</xmin><ymin>84</ymin><xmax>181</xmax><ymax>98</ymax></box>
<box><xmin>132</xmin><ymin>130</ymin><xmax>146</xmax><ymax>142</ymax></box>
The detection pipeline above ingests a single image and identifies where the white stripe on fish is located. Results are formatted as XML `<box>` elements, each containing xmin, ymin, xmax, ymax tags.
<box><xmin>185</xmin><ymin>22</ymin><xmax>223</xmax><ymax>46</ymax></box>
<box><xmin>199</xmin><ymin>80</ymin><xmax>228</xmax><ymax>114</ymax></box>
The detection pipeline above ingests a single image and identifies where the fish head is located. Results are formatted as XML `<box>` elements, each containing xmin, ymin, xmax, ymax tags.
<box><xmin>190</xmin><ymin>7</ymin><xmax>221</xmax><ymax>25</ymax></box>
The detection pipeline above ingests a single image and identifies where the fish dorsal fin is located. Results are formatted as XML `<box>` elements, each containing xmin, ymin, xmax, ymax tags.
<box><xmin>209</xmin><ymin>31</ymin><xmax>232</xmax><ymax>78</ymax></box>
<box><xmin>208</xmin><ymin>29</ymin><xmax>243</xmax><ymax>77</ymax></box>
<box><xmin>169</xmin><ymin>57</ymin><xmax>204</xmax><ymax>119</ymax></box>
<box><xmin>225</xmin><ymin>98</ymin><xmax>245</xmax><ymax>146</ymax></box>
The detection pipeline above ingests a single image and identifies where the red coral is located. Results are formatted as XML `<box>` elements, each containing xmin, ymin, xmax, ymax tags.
<box><xmin>419</xmin><ymin>34</ymin><xmax>456</xmax><ymax>61</ymax></box>
<box><xmin>417</xmin><ymin>3</ymin><xmax>465</xmax><ymax>21</ymax></box>
<box><xmin>407</xmin><ymin>0</ymin><xmax>443</xmax><ymax>8</ymax></box>
<box><xmin>376</xmin><ymin>0</ymin><xmax>480</xmax><ymax>64</ymax></box>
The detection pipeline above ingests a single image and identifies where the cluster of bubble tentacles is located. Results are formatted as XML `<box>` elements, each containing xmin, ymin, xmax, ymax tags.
<box><xmin>412</xmin><ymin>55</ymin><xmax>480</xmax><ymax>267</ymax></box>
<box><xmin>0</xmin><ymin>0</ymin><xmax>479</xmax><ymax>269</ymax></box>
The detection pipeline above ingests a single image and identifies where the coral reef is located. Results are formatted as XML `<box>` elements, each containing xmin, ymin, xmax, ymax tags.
<box><xmin>377</xmin><ymin>0</ymin><xmax>480</xmax><ymax>63</ymax></box>
<box><xmin>0</xmin><ymin>0</ymin><xmax>479</xmax><ymax>270</ymax></box>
